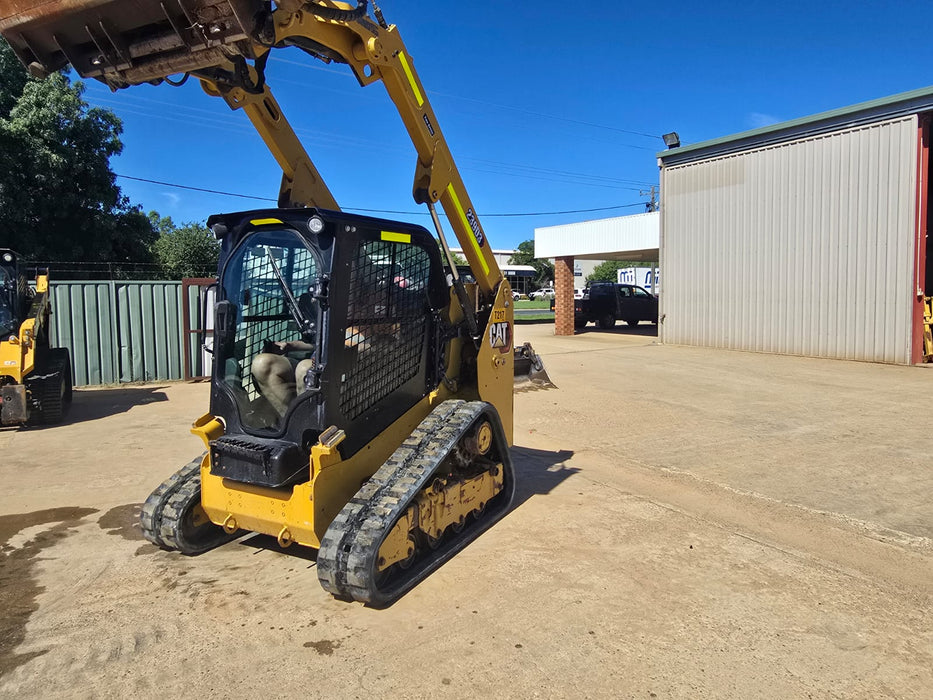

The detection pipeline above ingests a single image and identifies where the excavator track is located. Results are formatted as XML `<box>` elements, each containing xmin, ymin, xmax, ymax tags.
<box><xmin>140</xmin><ymin>454</ymin><xmax>204</xmax><ymax>548</ymax></box>
<box><xmin>140</xmin><ymin>453</ymin><xmax>238</xmax><ymax>554</ymax></box>
<box><xmin>317</xmin><ymin>400</ymin><xmax>515</xmax><ymax>606</ymax></box>
<box><xmin>25</xmin><ymin>348</ymin><xmax>73</xmax><ymax>425</ymax></box>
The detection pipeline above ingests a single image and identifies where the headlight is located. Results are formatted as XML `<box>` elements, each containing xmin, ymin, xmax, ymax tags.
<box><xmin>307</xmin><ymin>216</ymin><xmax>325</xmax><ymax>234</ymax></box>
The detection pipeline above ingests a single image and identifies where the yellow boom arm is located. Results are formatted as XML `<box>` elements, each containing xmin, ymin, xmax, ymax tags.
<box><xmin>0</xmin><ymin>0</ymin><xmax>504</xmax><ymax>295</ymax></box>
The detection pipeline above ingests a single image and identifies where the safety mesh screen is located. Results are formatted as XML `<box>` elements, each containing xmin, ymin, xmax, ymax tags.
<box><xmin>233</xmin><ymin>242</ymin><xmax>317</xmax><ymax>401</ymax></box>
<box><xmin>339</xmin><ymin>239</ymin><xmax>432</xmax><ymax>420</ymax></box>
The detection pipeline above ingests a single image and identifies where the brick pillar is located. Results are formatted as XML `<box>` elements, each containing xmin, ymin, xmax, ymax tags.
<box><xmin>554</xmin><ymin>255</ymin><xmax>575</xmax><ymax>336</ymax></box>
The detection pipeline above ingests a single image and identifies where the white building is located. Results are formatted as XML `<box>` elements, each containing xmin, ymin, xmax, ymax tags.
<box><xmin>658</xmin><ymin>86</ymin><xmax>933</xmax><ymax>364</ymax></box>
<box><xmin>450</xmin><ymin>247</ymin><xmax>536</xmax><ymax>294</ymax></box>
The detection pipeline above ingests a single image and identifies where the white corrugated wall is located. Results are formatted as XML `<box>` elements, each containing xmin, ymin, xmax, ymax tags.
<box><xmin>660</xmin><ymin>115</ymin><xmax>918</xmax><ymax>364</ymax></box>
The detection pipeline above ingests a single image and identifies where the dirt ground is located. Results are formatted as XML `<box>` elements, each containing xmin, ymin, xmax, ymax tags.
<box><xmin>2</xmin><ymin>323</ymin><xmax>932</xmax><ymax>698</ymax></box>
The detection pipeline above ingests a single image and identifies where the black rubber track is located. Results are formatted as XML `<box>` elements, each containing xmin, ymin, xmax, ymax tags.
<box><xmin>159</xmin><ymin>472</ymin><xmax>240</xmax><ymax>555</ymax></box>
<box><xmin>317</xmin><ymin>400</ymin><xmax>515</xmax><ymax>606</ymax></box>
<box><xmin>139</xmin><ymin>454</ymin><xmax>205</xmax><ymax>548</ymax></box>
<box><xmin>26</xmin><ymin>348</ymin><xmax>72</xmax><ymax>425</ymax></box>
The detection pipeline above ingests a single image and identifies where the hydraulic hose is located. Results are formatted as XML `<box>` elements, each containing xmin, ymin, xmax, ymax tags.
<box><xmin>303</xmin><ymin>1</ymin><xmax>369</xmax><ymax>22</ymax></box>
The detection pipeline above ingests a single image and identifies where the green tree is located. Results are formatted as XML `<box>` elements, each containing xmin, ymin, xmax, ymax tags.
<box><xmin>0</xmin><ymin>39</ymin><xmax>28</xmax><ymax>117</ymax></box>
<box><xmin>434</xmin><ymin>239</ymin><xmax>467</xmax><ymax>267</ymax></box>
<box><xmin>0</xmin><ymin>39</ymin><xmax>156</xmax><ymax>263</ymax></box>
<box><xmin>508</xmin><ymin>239</ymin><xmax>554</xmax><ymax>286</ymax></box>
<box><xmin>585</xmin><ymin>260</ymin><xmax>656</xmax><ymax>284</ymax></box>
<box><xmin>150</xmin><ymin>213</ymin><xmax>220</xmax><ymax>279</ymax></box>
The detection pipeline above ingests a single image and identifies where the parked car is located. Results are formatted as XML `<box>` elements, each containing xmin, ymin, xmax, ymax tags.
<box><xmin>512</xmin><ymin>290</ymin><xmax>522</xmax><ymax>301</ymax></box>
<box><xmin>529</xmin><ymin>287</ymin><xmax>555</xmax><ymax>300</ymax></box>
<box><xmin>573</xmin><ymin>282</ymin><xmax>658</xmax><ymax>329</ymax></box>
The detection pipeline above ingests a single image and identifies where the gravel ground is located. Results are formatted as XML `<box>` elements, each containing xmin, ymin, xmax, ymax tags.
<box><xmin>1</xmin><ymin>323</ymin><xmax>931</xmax><ymax>698</ymax></box>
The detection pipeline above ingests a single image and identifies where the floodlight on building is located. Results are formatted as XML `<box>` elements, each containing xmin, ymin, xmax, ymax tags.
<box><xmin>662</xmin><ymin>132</ymin><xmax>681</xmax><ymax>149</ymax></box>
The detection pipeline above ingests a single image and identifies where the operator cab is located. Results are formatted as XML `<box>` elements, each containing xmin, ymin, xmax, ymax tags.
<box><xmin>0</xmin><ymin>250</ymin><xmax>23</xmax><ymax>341</ymax></box>
<box><xmin>206</xmin><ymin>209</ymin><xmax>451</xmax><ymax>488</ymax></box>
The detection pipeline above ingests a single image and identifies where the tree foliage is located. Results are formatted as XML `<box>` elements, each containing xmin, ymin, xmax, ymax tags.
<box><xmin>0</xmin><ymin>40</ymin><xmax>156</xmax><ymax>263</ymax></box>
<box><xmin>508</xmin><ymin>239</ymin><xmax>554</xmax><ymax>286</ymax></box>
<box><xmin>433</xmin><ymin>239</ymin><xmax>467</xmax><ymax>267</ymax></box>
<box><xmin>150</xmin><ymin>213</ymin><xmax>220</xmax><ymax>279</ymax></box>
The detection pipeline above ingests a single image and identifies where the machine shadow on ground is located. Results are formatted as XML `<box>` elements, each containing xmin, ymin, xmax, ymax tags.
<box><xmin>238</xmin><ymin>534</ymin><xmax>320</xmax><ymax>563</ymax></box>
<box><xmin>232</xmin><ymin>447</ymin><xmax>578</xmax><ymax>565</ymax></box>
<box><xmin>509</xmin><ymin>446</ymin><xmax>578</xmax><ymax>509</ymax></box>
<box><xmin>49</xmin><ymin>386</ymin><xmax>171</xmax><ymax>426</ymax></box>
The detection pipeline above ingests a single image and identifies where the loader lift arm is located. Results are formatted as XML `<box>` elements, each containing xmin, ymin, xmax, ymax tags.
<box><xmin>0</xmin><ymin>0</ymin><xmax>504</xmax><ymax>296</ymax></box>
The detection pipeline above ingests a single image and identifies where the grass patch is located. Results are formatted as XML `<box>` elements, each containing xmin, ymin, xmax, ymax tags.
<box><xmin>514</xmin><ymin>299</ymin><xmax>552</xmax><ymax>310</ymax></box>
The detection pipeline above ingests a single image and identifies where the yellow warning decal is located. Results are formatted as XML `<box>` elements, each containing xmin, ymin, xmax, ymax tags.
<box><xmin>250</xmin><ymin>218</ymin><xmax>283</xmax><ymax>226</ymax></box>
<box><xmin>446</xmin><ymin>184</ymin><xmax>489</xmax><ymax>276</ymax></box>
<box><xmin>398</xmin><ymin>51</ymin><xmax>424</xmax><ymax>107</ymax></box>
<box><xmin>381</xmin><ymin>231</ymin><xmax>411</xmax><ymax>244</ymax></box>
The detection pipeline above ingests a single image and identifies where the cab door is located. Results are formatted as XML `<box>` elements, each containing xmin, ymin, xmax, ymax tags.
<box><xmin>629</xmin><ymin>286</ymin><xmax>658</xmax><ymax>322</ymax></box>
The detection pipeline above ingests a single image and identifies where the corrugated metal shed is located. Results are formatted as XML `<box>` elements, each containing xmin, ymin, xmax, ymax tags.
<box><xmin>535</xmin><ymin>211</ymin><xmax>659</xmax><ymax>260</ymax></box>
<box><xmin>49</xmin><ymin>281</ymin><xmax>189</xmax><ymax>385</ymax></box>
<box><xmin>659</xmin><ymin>104</ymin><xmax>921</xmax><ymax>363</ymax></box>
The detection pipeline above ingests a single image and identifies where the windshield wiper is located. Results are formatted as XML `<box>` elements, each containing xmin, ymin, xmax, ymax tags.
<box><xmin>263</xmin><ymin>246</ymin><xmax>314</xmax><ymax>337</ymax></box>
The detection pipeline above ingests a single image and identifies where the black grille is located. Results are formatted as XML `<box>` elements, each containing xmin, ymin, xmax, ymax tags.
<box><xmin>210</xmin><ymin>434</ymin><xmax>307</xmax><ymax>488</ymax></box>
<box><xmin>339</xmin><ymin>239</ymin><xmax>432</xmax><ymax>420</ymax></box>
<box><xmin>234</xmin><ymin>244</ymin><xmax>317</xmax><ymax>401</ymax></box>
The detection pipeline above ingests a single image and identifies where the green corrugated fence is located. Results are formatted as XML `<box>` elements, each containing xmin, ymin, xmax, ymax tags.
<box><xmin>48</xmin><ymin>280</ymin><xmax>209</xmax><ymax>386</ymax></box>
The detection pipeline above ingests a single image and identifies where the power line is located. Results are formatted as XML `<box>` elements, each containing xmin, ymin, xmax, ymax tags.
<box><xmin>266</xmin><ymin>56</ymin><xmax>662</xmax><ymax>143</ymax></box>
<box><xmin>118</xmin><ymin>174</ymin><xmax>274</xmax><ymax>202</ymax></box>
<box><xmin>91</xmin><ymin>96</ymin><xmax>652</xmax><ymax>192</ymax></box>
<box><xmin>428</xmin><ymin>90</ymin><xmax>661</xmax><ymax>144</ymax></box>
<box><xmin>481</xmin><ymin>203</ymin><xmax>647</xmax><ymax>217</ymax></box>
<box><xmin>115</xmin><ymin>174</ymin><xmax>649</xmax><ymax>218</ymax></box>
<box><xmin>86</xmin><ymin>82</ymin><xmax>659</xmax><ymax>191</ymax></box>
<box><xmin>93</xmin><ymin>99</ymin><xmax>652</xmax><ymax>190</ymax></box>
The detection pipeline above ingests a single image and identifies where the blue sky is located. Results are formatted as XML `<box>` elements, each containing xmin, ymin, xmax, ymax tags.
<box><xmin>78</xmin><ymin>0</ymin><xmax>932</xmax><ymax>251</ymax></box>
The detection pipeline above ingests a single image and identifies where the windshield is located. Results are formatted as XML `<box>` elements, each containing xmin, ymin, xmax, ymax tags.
<box><xmin>0</xmin><ymin>268</ymin><xmax>15</xmax><ymax>337</ymax></box>
<box><xmin>218</xmin><ymin>229</ymin><xmax>321</xmax><ymax>431</ymax></box>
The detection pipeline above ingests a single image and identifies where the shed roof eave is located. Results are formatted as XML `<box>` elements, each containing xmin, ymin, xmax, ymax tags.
<box><xmin>658</xmin><ymin>84</ymin><xmax>933</xmax><ymax>166</ymax></box>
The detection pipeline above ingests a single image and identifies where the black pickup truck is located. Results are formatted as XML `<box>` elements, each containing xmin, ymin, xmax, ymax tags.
<box><xmin>570</xmin><ymin>282</ymin><xmax>658</xmax><ymax>329</ymax></box>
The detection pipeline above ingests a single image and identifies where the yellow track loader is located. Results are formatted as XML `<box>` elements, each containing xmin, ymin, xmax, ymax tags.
<box><xmin>0</xmin><ymin>249</ymin><xmax>72</xmax><ymax>425</ymax></box>
<box><xmin>0</xmin><ymin>0</ymin><xmax>553</xmax><ymax>604</ymax></box>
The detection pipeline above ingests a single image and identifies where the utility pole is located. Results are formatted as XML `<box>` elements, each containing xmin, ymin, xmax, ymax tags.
<box><xmin>640</xmin><ymin>185</ymin><xmax>658</xmax><ymax>213</ymax></box>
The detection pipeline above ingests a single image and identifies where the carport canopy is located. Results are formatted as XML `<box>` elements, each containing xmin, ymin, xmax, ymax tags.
<box><xmin>534</xmin><ymin>210</ymin><xmax>659</xmax><ymax>261</ymax></box>
<box><xmin>533</xmin><ymin>211</ymin><xmax>659</xmax><ymax>336</ymax></box>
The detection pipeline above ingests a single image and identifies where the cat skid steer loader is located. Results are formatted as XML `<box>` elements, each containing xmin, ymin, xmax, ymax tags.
<box><xmin>0</xmin><ymin>0</ymin><xmax>554</xmax><ymax>604</ymax></box>
<box><xmin>0</xmin><ymin>249</ymin><xmax>72</xmax><ymax>426</ymax></box>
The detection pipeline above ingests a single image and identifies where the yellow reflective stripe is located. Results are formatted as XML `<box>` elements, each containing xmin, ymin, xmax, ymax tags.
<box><xmin>381</xmin><ymin>231</ymin><xmax>411</xmax><ymax>244</ymax></box>
<box><xmin>446</xmin><ymin>184</ymin><xmax>489</xmax><ymax>276</ymax></box>
<box><xmin>250</xmin><ymin>218</ymin><xmax>283</xmax><ymax>226</ymax></box>
<box><xmin>398</xmin><ymin>51</ymin><xmax>424</xmax><ymax>107</ymax></box>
